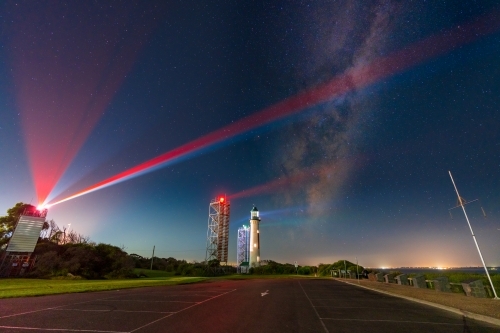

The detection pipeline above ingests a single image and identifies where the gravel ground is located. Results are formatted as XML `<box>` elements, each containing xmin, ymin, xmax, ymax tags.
<box><xmin>336</xmin><ymin>278</ymin><xmax>500</xmax><ymax>321</ymax></box>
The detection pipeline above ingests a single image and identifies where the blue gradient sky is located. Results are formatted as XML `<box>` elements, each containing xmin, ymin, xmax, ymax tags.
<box><xmin>1</xmin><ymin>1</ymin><xmax>499</xmax><ymax>267</ymax></box>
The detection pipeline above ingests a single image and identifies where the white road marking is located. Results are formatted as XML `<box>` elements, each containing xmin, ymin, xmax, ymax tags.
<box><xmin>0</xmin><ymin>295</ymin><xmax>119</xmax><ymax>319</ymax></box>
<box><xmin>261</xmin><ymin>290</ymin><xmax>269</xmax><ymax>296</ymax></box>
<box><xmin>53</xmin><ymin>308</ymin><xmax>177</xmax><ymax>314</ymax></box>
<box><xmin>0</xmin><ymin>326</ymin><xmax>126</xmax><ymax>332</ymax></box>
<box><xmin>132</xmin><ymin>289</ymin><xmax>235</xmax><ymax>294</ymax></box>
<box><xmin>129</xmin><ymin>289</ymin><xmax>236</xmax><ymax>332</ymax></box>
<box><xmin>98</xmin><ymin>299</ymin><xmax>198</xmax><ymax>303</ymax></box>
<box><xmin>298</xmin><ymin>281</ymin><xmax>329</xmax><ymax>333</ymax></box>
<box><xmin>0</xmin><ymin>288</ymin><xmax>235</xmax><ymax>332</ymax></box>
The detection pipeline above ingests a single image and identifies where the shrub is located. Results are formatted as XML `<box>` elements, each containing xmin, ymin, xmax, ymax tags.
<box><xmin>298</xmin><ymin>266</ymin><xmax>311</xmax><ymax>275</ymax></box>
<box><xmin>31</xmin><ymin>242</ymin><xmax>134</xmax><ymax>279</ymax></box>
<box><xmin>31</xmin><ymin>251</ymin><xmax>61</xmax><ymax>277</ymax></box>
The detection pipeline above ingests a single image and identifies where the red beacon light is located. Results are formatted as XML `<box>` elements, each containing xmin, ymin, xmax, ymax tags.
<box><xmin>26</xmin><ymin>205</ymin><xmax>48</xmax><ymax>218</ymax></box>
<box><xmin>219</xmin><ymin>197</ymin><xmax>225</xmax><ymax>203</ymax></box>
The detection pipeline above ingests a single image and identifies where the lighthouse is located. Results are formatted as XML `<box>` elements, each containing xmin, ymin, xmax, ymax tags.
<box><xmin>249</xmin><ymin>206</ymin><xmax>261</xmax><ymax>267</ymax></box>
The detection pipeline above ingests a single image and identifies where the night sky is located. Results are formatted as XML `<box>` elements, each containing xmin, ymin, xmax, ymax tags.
<box><xmin>1</xmin><ymin>1</ymin><xmax>499</xmax><ymax>267</ymax></box>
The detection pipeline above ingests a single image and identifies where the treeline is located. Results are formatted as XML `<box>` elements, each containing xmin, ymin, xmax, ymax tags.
<box><xmin>31</xmin><ymin>243</ymin><xmax>238</xmax><ymax>279</ymax></box>
<box><xmin>248</xmin><ymin>260</ymin><xmax>365</xmax><ymax>276</ymax></box>
<box><xmin>132</xmin><ymin>256</ymin><xmax>216</xmax><ymax>276</ymax></box>
<box><xmin>30</xmin><ymin>239</ymin><xmax>366</xmax><ymax>278</ymax></box>
<box><xmin>2</xmin><ymin>204</ymin><xmax>366</xmax><ymax>279</ymax></box>
<box><xmin>249</xmin><ymin>260</ymin><xmax>307</xmax><ymax>275</ymax></box>
<box><xmin>249</xmin><ymin>260</ymin><xmax>364</xmax><ymax>276</ymax></box>
<box><xmin>318</xmin><ymin>260</ymin><xmax>365</xmax><ymax>277</ymax></box>
<box><xmin>31</xmin><ymin>240</ymin><xmax>135</xmax><ymax>279</ymax></box>
<box><xmin>40</xmin><ymin>219</ymin><xmax>90</xmax><ymax>245</ymax></box>
<box><xmin>31</xmin><ymin>243</ymin><xmax>224</xmax><ymax>279</ymax></box>
<box><xmin>1</xmin><ymin>203</ymin><xmax>133</xmax><ymax>279</ymax></box>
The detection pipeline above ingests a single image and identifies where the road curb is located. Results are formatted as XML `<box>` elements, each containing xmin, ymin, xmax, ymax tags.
<box><xmin>335</xmin><ymin>279</ymin><xmax>500</xmax><ymax>327</ymax></box>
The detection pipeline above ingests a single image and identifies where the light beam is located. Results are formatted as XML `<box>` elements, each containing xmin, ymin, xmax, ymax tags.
<box><xmin>48</xmin><ymin>11</ymin><xmax>500</xmax><ymax>208</ymax></box>
<box><xmin>6</xmin><ymin>2</ymin><xmax>165</xmax><ymax>206</ymax></box>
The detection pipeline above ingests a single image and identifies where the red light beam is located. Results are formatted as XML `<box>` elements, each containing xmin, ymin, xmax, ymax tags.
<box><xmin>6</xmin><ymin>3</ymin><xmax>165</xmax><ymax>206</ymax></box>
<box><xmin>48</xmin><ymin>11</ymin><xmax>500</xmax><ymax>207</ymax></box>
<box><xmin>229</xmin><ymin>156</ymin><xmax>360</xmax><ymax>200</ymax></box>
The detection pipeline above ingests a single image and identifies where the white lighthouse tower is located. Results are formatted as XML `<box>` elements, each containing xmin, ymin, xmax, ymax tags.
<box><xmin>249</xmin><ymin>206</ymin><xmax>261</xmax><ymax>267</ymax></box>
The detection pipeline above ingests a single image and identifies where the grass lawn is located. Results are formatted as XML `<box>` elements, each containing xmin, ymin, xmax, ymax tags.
<box><xmin>0</xmin><ymin>271</ymin><xmax>329</xmax><ymax>299</ymax></box>
<box><xmin>133</xmin><ymin>268</ymin><xmax>176</xmax><ymax>278</ymax></box>
<box><xmin>0</xmin><ymin>274</ymin><xmax>207</xmax><ymax>299</ymax></box>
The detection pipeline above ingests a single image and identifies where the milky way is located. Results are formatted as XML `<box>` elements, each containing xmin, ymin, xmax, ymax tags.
<box><xmin>275</xmin><ymin>1</ymin><xmax>403</xmax><ymax>217</ymax></box>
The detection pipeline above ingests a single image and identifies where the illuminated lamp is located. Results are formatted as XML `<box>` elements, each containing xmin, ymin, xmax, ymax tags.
<box><xmin>219</xmin><ymin>197</ymin><xmax>225</xmax><ymax>203</ymax></box>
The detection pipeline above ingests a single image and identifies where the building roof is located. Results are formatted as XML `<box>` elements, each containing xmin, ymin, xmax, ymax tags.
<box><xmin>251</xmin><ymin>206</ymin><xmax>258</xmax><ymax>211</ymax></box>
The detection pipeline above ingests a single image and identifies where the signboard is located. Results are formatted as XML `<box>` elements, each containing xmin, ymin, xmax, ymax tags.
<box><xmin>294</xmin><ymin>261</ymin><xmax>298</xmax><ymax>268</ymax></box>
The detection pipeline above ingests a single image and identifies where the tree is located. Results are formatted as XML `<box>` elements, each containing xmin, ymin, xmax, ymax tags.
<box><xmin>93</xmin><ymin>243</ymin><xmax>135</xmax><ymax>277</ymax></box>
<box><xmin>207</xmin><ymin>259</ymin><xmax>220</xmax><ymax>268</ymax></box>
<box><xmin>0</xmin><ymin>202</ymin><xmax>35</xmax><ymax>249</ymax></box>
<box><xmin>39</xmin><ymin>219</ymin><xmax>89</xmax><ymax>245</ymax></box>
<box><xmin>61</xmin><ymin>244</ymin><xmax>98</xmax><ymax>278</ymax></box>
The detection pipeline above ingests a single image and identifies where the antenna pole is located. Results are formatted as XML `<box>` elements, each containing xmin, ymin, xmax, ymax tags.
<box><xmin>448</xmin><ymin>171</ymin><xmax>498</xmax><ymax>299</ymax></box>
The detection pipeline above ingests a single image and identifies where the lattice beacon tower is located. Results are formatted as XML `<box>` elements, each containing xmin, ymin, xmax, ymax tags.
<box><xmin>205</xmin><ymin>197</ymin><xmax>230</xmax><ymax>265</ymax></box>
<box><xmin>237</xmin><ymin>225</ymin><xmax>250</xmax><ymax>265</ymax></box>
<box><xmin>249</xmin><ymin>206</ymin><xmax>261</xmax><ymax>267</ymax></box>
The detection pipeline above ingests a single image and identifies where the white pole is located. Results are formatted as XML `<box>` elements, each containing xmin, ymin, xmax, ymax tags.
<box><xmin>448</xmin><ymin>171</ymin><xmax>498</xmax><ymax>299</ymax></box>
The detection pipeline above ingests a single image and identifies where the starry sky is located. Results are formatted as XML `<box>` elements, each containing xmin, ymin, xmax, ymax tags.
<box><xmin>1</xmin><ymin>1</ymin><xmax>499</xmax><ymax>267</ymax></box>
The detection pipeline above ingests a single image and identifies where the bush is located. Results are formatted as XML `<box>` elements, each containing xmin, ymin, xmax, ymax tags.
<box><xmin>31</xmin><ymin>242</ymin><xmax>134</xmax><ymax>279</ymax></box>
<box><xmin>61</xmin><ymin>244</ymin><xmax>98</xmax><ymax>278</ymax></box>
<box><xmin>31</xmin><ymin>251</ymin><xmax>61</xmax><ymax>277</ymax></box>
<box><xmin>317</xmin><ymin>260</ymin><xmax>364</xmax><ymax>277</ymax></box>
<box><xmin>298</xmin><ymin>266</ymin><xmax>311</xmax><ymax>275</ymax></box>
<box><xmin>248</xmin><ymin>261</ymin><xmax>296</xmax><ymax>275</ymax></box>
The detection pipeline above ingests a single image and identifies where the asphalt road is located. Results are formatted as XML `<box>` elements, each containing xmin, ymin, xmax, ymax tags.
<box><xmin>0</xmin><ymin>278</ymin><xmax>498</xmax><ymax>332</ymax></box>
